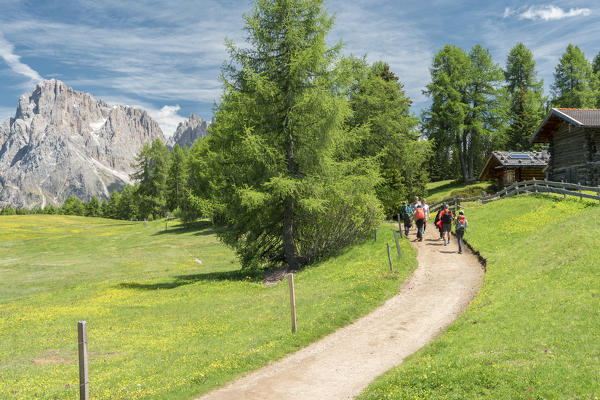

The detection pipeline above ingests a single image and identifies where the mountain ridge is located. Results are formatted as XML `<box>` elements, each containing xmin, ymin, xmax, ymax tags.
<box><xmin>0</xmin><ymin>79</ymin><xmax>166</xmax><ymax>208</ymax></box>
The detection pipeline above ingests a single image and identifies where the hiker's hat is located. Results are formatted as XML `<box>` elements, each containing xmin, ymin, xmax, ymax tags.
<box><xmin>459</xmin><ymin>210</ymin><xmax>464</xmax><ymax>214</ymax></box>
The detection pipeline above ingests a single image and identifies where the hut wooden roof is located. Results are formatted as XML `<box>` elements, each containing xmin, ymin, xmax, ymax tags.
<box><xmin>531</xmin><ymin>108</ymin><xmax>600</xmax><ymax>143</ymax></box>
<box><xmin>478</xmin><ymin>151</ymin><xmax>549</xmax><ymax>181</ymax></box>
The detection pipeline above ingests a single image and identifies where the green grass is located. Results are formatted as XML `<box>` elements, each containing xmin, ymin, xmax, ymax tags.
<box><xmin>0</xmin><ymin>216</ymin><xmax>417</xmax><ymax>399</ymax></box>
<box><xmin>359</xmin><ymin>195</ymin><xmax>600</xmax><ymax>399</ymax></box>
<box><xmin>425</xmin><ymin>180</ymin><xmax>494</xmax><ymax>204</ymax></box>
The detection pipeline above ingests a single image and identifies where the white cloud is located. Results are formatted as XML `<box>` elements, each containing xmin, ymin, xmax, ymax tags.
<box><xmin>0</xmin><ymin>32</ymin><xmax>43</xmax><ymax>83</ymax></box>
<box><xmin>148</xmin><ymin>105</ymin><xmax>186</xmax><ymax>138</ymax></box>
<box><xmin>329</xmin><ymin>1</ymin><xmax>434</xmax><ymax>110</ymax></box>
<box><xmin>505</xmin><ymin>5</ymin><xmax>591</xmax><ymax>21</ymax></box>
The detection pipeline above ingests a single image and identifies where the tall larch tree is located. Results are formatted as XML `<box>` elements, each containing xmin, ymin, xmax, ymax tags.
<box><xmin>504</xmin><ymin>42</ymin><xmax>546</xmax><ymax>151</ymax></box>
<box><xmin>464</xmin><ymin>44</ymin><xmax>504</xmax><ymax>180</ymax></box>
<box><xmin>346</xmin><ymin>59</ymin><xmax>429</xmax><ymax>216</ymax></box>
<box><xmin>551</xmin><ymin>44</ymin><xmax>596</xmax><ymax>108</ymax></box>
<box><xmin>207</xmin><ymin>0</ymin><xmax>381</xmax><ymax>270</ymax></box>
<box><xmin>422</xmin><ymin>45</ymin><xmax>470</xmax><ymax>181</ymax></box>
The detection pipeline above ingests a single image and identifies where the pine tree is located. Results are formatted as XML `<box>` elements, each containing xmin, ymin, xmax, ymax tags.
<box><xmin>166</xmin><ymin>144</ymin><xmax>188</xmax><ymax>211</ymax></box>
<box><xmin>464</xmin><ymin>44</ymin><xmax>505</xmax><ymax>180</ymax></box>
<box><xmin>84</xmin><ymin>196</ymin><xmax>101</xmax><ymax>217</ymax></box>
<box><xmin>504</xmin><ymin>43</ymin><xmax>546</xmax><ymax>150</ymax></box>
<box><xmin>131</xmin><ymin>139</ymin><xmax>169</xmax><ymax>219</ymax></box>
<box><xmin>592</xmin><ymin>51</ymin><xmax>600</xmax><ymax>107</ymax></box>
<box><xmin>423</xmin><ymin>44</ymin><xmax>504</xmax><ymax>182</ymax></box>
<box><xmin>208</xmin><ymin>0</ymin><xmax>381</xmax><ymax>269</ymax></box>
<box><xmin>346</xmin><ymin>59</ymin><xmax>429</xmax><ymax>215</ymax></box>
<box><xmin>551</xmin><ymin>44</ymin><xmax>596</xmax><ymax>108</ymax></box>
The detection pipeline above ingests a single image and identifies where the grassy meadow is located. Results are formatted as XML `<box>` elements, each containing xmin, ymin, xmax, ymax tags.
<box><xmin>0</xmin><ymin>216</ymin><xmax>417</xmax><ymax>399</ymax></box>
<box><xmin>359</xmin><ymin>195</ymin><xmax>600</xmax><ymax>399</ymax></box>
<box><xmin>425</xmin><ymin>180</ymin><xmax>495</xmax><ymax>204</ymax></box>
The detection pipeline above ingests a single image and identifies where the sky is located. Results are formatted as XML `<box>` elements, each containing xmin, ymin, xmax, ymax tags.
<box><xmin>0</xmin><ymin>0</ymin><xmax>599</xmax><ymax>137</ymax></box>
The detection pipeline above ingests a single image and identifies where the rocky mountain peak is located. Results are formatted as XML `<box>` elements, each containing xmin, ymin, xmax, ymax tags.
<box><xmin>0</xmin><ymin>80</ymin><xmax>165</xmax><ymax>208</ymax></box>
<box><xmin>167</xmin><ymin>114</ymin><xmax>209</xmax><ymax>148</ymax></box>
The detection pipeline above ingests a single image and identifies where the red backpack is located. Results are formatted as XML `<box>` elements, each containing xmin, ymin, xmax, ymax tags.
<box><xmin>415</xmin><ymin>207</ymin><xmax>425</xmax><ymax>220</ymax></box>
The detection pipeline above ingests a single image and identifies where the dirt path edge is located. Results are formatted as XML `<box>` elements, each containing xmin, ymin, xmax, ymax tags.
<box><xmin>196</xmin><ymin>226</ymin><xmax>485</xmax><ymax>400</ymax></box>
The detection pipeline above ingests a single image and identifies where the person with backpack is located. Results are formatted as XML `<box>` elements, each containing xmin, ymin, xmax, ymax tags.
<box><xmin>454</xmin><ymin>209</ymin><xmax>468</xmax><ymax>254</ymax></box>
<box><xmin>422</xmin><ymin>198</ymin><xmax>429</xmax><ymax>234</ymax></box>
<box><xmin>414</xmin><ymin>204</ymin><xmax>425</xmax><ymax>241</ymax></box>
<box><xmin>434</xmin><ymin>207</ymin><xmax>443</xmax><ymax>239</ymax></box>
<box><xmin>439</xmin><ymin>204</ymin><xmax>454</xmax><ymax>246</ymax></box>
<box><xmin>400</xmin><ymin>201</ymin><xmax>412</xmax><ymax>236</ymax></box>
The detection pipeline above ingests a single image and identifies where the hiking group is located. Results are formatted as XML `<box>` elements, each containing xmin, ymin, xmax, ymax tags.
<box><xmin>400</xmin><ymin>197</ymin><xmax>468</xmax><ymax>254</ymax></box>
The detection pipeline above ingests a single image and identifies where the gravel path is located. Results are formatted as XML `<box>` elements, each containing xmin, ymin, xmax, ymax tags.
<box><xmin>197</xmin><ymin>226</ymin><xmax>484</xmax><ymax>400</ymax></box>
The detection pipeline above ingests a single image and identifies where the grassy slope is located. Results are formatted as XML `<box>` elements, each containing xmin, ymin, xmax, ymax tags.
<box><xmin>0</xmin><ymin>216</ymin><xmax>417</xmax><ymax>400</ymax></box>
<box><xmin>425</xmin><ymin>180</ymin><xmax>494</xmax><ymax>204</ymax></box>
<box><xmin>359</xmin><ymin>195</ymin><xmax>600</xmax><ymax>399</ymax></box>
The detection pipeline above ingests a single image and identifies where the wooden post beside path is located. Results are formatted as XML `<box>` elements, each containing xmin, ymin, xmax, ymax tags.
<box><xmin>393</xmin><ymin>230</ymin><xmax>401</xmax><ymax>258</ymax></box>
<box><xmin>288</xmin><ymin>275</ymin><xmax>297</xmax><ymax>333</ymax></box>
<box><xmin>78</xmin><ymin>321</ymin><xmax>89</xmax><ymax>400</ymax></box>
<box><xmin>397</xmin><ymin>214</ymin><xmax>402</xmax><ymax>238</ymax></box>
<box><xmin>387</xmin><ymin>243</ymin><xmax>394</xmax><ymax>273</ymax></box>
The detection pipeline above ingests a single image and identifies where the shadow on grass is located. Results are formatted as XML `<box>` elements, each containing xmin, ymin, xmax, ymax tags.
<box><xmin>118</xmin><ymin>269</ymin><xmax>262</xmax><ymax>291</ymax></box>
<box><xmin>151</xmin><ymin>220</ymin><xmax>212</xmax><ymax>235</ymax></box>
<box><xmin>151</xmin><ymin>221</ymin><xmax>233</xmax><ymax>237</ymax></box>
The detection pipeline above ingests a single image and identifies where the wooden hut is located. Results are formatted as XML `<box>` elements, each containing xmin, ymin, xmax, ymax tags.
<box><xmin>531</xmin><ymin>108</ymin><xmax>600</xmax><ymax>186</ymax></box>
<box><xmin>479</xmin><ymin>151</ymin><xmax>549</xmax><ymax>189</ymax></box>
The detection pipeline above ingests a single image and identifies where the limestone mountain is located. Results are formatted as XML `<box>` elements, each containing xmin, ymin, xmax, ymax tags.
<box><xmin>0</xmin><ymin>80</ymin><xmax>165</xmax><ymax>208</ymax></box>
<box><xmin>166</xmin><ymin>114</ymin><xmax>209</xmax><ymax>148</ymax></box>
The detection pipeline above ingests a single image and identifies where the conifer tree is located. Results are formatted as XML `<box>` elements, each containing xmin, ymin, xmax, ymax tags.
<box><xmin>208</xmin><ymin>0</ymin><xmax>381</xmax><ymax>269</ymax></box>
<box><xmin>131</xmin><ymin>139</ymin><xmax>169</xmax><ymax>219</ymax></box>
<box><xmin>166</xmin><ymin>144</ymin><xmax>188</xmax><ymax>211</ymax></box>
<box><xmin>347</xmin><ymin>59</ymin><xmax>429</xmax><ymax>215</ymax></box>
<box><xmin>423</xmin><ymin>44</ymin><xmax>504</xmax><ymax>182</ymax></box>
<box><xmin>464</xmin><ymin>44</ymin><xmax>504</xmax><ymax>179</ymax></box>
<box><xmin>504</xmin><ymin>43</ymin><xmax>546</xmax><ymax>151</ymax></box>
<box><xmin>593</xmin><ymin>51</ymin><xmax>600</xmax><ymax>107</ymax></box>
<box><xmin>551</xmin><ymin>44</ymin><xmax>596</xmax><ymax>108</ymax></box>
<box><xmin>423</xmin><ymin>45</ymin><xmax>470</xmax><ymax>181</ymax></box>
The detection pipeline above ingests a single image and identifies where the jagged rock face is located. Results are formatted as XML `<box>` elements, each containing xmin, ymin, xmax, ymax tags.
<box><xmin>166</xmin><ymin>114</ymin><xmax>209</xmax><ymax>148</ymax></box>
<box><xmin>0</xmin><ymin>79</ymin><xmax>165</xmax><ymax>208</ymax></box>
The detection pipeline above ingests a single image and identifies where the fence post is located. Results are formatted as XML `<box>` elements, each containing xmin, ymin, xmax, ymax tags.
<box><xmin>516</xmin><ymin>182</ymin><xmax>520</xmax><ymax>195</ymax></box>
<box><xmin>393</xmin><ymin>230</ymin><xmax>401</xmax><ymax>258</ymax></box>
<box><xmin>288</xmin><ymin>275</ymin><xmax>297</xmax><ymax>333</ymax></box>
<box><xmin>78</xmin><ymin>321</ymin><xmax>89</xmax><ymax>400</ymax></box>
<box><xmin>374</xmin><ymin>228</ymin><xmax>377</xmax><ymax>241</ymax></box>
<box><xmin>387</xmin><ymin>243</ymin><xmax>394</xmax><ymax>273</ymax></box>
<box><xmin>397</xmin><ymin>214</ymin><xmax>402</xmax><ymax>238</ymax></box>
<box><xmin>561</xmin><ymin>180</ymin><xmax>566</xmax><ymax>199</ymax></box>
<box><xmin>533</xmin><ymin>177</ymin><xmax>538</xmax><ymax>193</ymax></box>
<box><xmin>579</xmin><ymin>182</ymin><xmax>582</xmax><ymax>201</ymax></box>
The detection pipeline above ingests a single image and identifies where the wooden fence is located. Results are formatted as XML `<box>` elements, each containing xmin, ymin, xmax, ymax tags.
<box><xmin>430</xmin><ymin>178</ymin><xmax>600</xmax><ymax>212</ymax></box>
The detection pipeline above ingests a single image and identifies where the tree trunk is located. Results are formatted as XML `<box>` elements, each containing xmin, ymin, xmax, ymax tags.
<box><xmin>457</xmin><ymin>129</ymin><xmax>469</xmax><ymax>184</ymax></box>
<box><xmin>282</xmin><ymin>117</ymin><xmax>303</xmax><ymax>270</ymax></box>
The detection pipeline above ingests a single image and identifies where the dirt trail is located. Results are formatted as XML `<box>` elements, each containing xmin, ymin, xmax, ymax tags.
<box><xmin>197</xmin><ymin>226</ymin><xmax>484</xmax><ymax>400</ymax></box>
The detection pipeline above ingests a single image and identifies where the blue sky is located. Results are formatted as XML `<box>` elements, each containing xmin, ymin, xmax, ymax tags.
<box><xmin>1</xmin><ymin>0</ymin><xmax>599</xmax><ymax>136</ymax></box>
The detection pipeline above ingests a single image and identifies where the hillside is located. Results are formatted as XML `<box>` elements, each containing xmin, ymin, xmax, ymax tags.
<box><xmin>359</xmin><ymin>195</ymin><xmax>600</xmax><ymax>399</ymax></box>
<box><xmin>425</xmin><ymin>180</ymin><xmax>495</xmax><ymax>204</ymax></box>
<box><xmin>0</xmin><ymin>216</ymin><xmax>416</xmax><ymax>399</ymax></box>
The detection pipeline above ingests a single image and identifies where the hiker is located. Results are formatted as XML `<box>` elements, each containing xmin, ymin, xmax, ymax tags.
<box><xmin>412</xmin><ymin>196</ymin><xmax>422</xmax><ymax>215</ymax></box>
<box><xmin>400</xmin><ymin>201</ymin><xmax>412</xmax><ymax>236</ymax></box>
<box><xmin>434</xmin><ymin>207</ymin><xmax>443</xmax><ymax>239</ymax></box>
<box><xmin>414</xmin><ymin>204</ymin><xmax>425</xmax><ymax>242</ymax></box>
<box><xmin>438</xmin><ymin>204</ymin><xmax>454</xmax><ymax>246</ymax></box>
<box><xmin>422</xmin><ymin>198</ymin><xmax>429</xmax><ymax>234</ymax></box>
<box><xmin>455</xmin><ymin>209</ymin><xmax>468</xmax><ymax>254</ymax></box>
